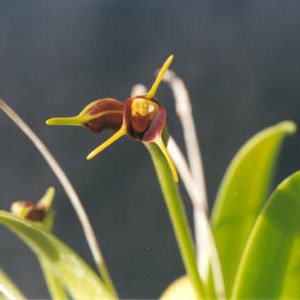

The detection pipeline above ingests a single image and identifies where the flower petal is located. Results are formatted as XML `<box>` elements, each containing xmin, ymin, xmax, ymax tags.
<box><xmin>142</xmin><ymin>106</ymin><xmax>166</xmax><ymax>142</ymax></box>
<box><xmin>86</xmin><ymin>125</ymin><xmax>127</xmax><ymax>160</ymax></box>
<box><xmin>146</xmin><ymin>55</ymin><xmax>174</xmax><ymax>99</ymax></box>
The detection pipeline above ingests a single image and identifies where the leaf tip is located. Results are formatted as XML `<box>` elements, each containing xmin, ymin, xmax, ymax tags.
<box><xmin>277</xmin><ymin>121</ymin><xmax>297</xmax><ymax>135</ymax></box>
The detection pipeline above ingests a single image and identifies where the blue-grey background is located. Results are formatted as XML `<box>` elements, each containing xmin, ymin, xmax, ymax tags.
<box><xmin>0</xmin><ymin>1</ymin><xmax>300</xmax><ymax>299</ymax></box>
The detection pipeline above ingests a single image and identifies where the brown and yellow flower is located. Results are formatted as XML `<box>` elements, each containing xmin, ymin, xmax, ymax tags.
<box><xmin>46</xmin><ymin>55</ymin><xmax>178</xmax><ymax>182</ymax></box>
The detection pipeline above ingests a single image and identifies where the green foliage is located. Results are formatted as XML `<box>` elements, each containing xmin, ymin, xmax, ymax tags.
<box><xmin>0</xmin><ymin>211</ymin><xmax>115</xmax><ymax>300</ymax></box>
<box><xmin>232</xmin><ymin>171</ymin><xmax>300</xmax><ymax>299</ymax></box>
<box><xmin>39</xmin><ymin>258</ymin><xmax>68</xmax><ymax>300</ymax></box>
<box><xmin>211</xmin><ymin>121</ymin><xmax>296</xmax><ymax>296</ymax></box>
<box><xmin>1</xmin><ymin>94</ymin><xmax>300</xmax><ymax>300</ymax></box>
<box><xmin>38</xmin><ymin>189</ymin><xmax>69</xmax><ymax>300</ymax></box>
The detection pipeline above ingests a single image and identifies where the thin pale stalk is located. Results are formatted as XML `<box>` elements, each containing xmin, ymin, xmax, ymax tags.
<box><xmin>0</xmin><ymin>267</ymin><xmax>26</xmax><ymax>300</ymax></box>
<box><xmin>130</xmin><ymin>84</ymin><xmax>148</xmax><ymax>98</ymax></box>
<box><xmin>162</xmin><ymin>70</ymin><xmax>208</xmax><ymax>210</ymax></box>
<box><xmin>162</xmin><ymin>70</ymin><xmax>225</xmax><ymax>298</ymax></box>
<box><xmin>0</xmin><ymin>99</ymin><xmax>118</xmax><ymax>299</ymax></box>
<box><xmin>146</xmin><ymin>142</ymin><xmax>206</xmax><ymax>299</ymax></box>
<box><xmin>168</xmin><ymin>137</ymin><xmax>225</xmax><ymax>298</ymax></box>
<box><xmin>167</xmin><ymin>137</ymin><xmax>197</xmax><ymax>202</ymax></box>
<box><xmin>167</xmin><ymin>138</ymin><xmax>211</xmax><ymax>289</ymax></box>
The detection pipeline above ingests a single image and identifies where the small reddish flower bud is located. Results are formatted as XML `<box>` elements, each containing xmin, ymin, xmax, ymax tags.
<box><xmin>10</xmin><ymin>187</ymin><xmax>55</xmax><ymax>223</ymax></box>
<box><xmin>11</xmin><ymin>201</ymin><xmax>45</xmax><ymax>222</ymax></box>
<box><xmin>47</xmin><ymin>98</ymin><xmax>124</xmax><ymax>133</ymax></box>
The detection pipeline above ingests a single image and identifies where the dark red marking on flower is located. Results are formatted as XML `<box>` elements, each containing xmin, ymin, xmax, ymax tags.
<box><xmin>26</xmin><ymin>208</ymin><xmax>45</xmax><ymax>222</ymax></box>
<box><xmin>85</xmin><ymin>99</ymin><xmax>124</xmax><ymax>115</ymax></box>
<box><xmin>84</xmin><ymin>112</ymin><xmax>124</xmax><ymax>133</ymax></box>
<box><xmin>83</xmin><ymin>99</ymin><xmax>124</xmax><ymax>133</ymax></box>
<box><xmin>131</xmin><ymin>111</ymin><xmax>155</xmax><ymax>133</ymax></box>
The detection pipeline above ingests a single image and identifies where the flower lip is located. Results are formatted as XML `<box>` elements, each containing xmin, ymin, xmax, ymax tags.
<box><xmin>142</xmin><ymin>106</ymin><xmax>166</xmax><ymax>142</ymax></box>
<box><xmin>131</xmin><ymin>97</ymin><xmax>159</xmax><ymax>118</ymax></box>
<box><xmin>124</xmin><ymin>96</ymin><xmax>166</xmax><ymax>142</ymax></box>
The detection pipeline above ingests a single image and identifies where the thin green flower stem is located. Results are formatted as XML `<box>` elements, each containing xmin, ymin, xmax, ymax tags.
<box><xmin>0</xmin><ymin>99</ymin><xmax>118</xmax><ymax>299</ymax></box>
<box><xmin>146</xmin><ymin>142</ymin><xmax>206</xmax><ymax>300</ymax></box>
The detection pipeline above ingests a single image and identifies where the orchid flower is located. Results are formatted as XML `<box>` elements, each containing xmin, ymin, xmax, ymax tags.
<box><xmin>46</xmin><ymin>55</ymin><xmax>178</xmax><ymax>182</ymax></box>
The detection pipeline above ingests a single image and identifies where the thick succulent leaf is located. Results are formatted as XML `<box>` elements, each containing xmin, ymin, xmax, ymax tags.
<box><xmin>211</xmin><ymin>121</ymin><xmax>296</xmax><ymax>296</ymax></box>
<box><xmin>0</xmin><ymin>210</ymin><xmax>115</xmax><ymax>300</ymax></box>
<box><xmin>0</xmin><ymin>266</ymin><xmax>26</xmax><ymax>300</ymax></box>
<box><xmin>232</xmin><ymin>171</ymin><xmax>300</xmax><ymax>299</ymax></box>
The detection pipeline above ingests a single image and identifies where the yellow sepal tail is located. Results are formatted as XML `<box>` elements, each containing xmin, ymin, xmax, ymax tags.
<box><xmin>154</xmin><ymin>136</ymin><xmax>179</xmax><ymax>183</ymax></box>
<box><xmin>146</xmin><ymin>55</ymin><xmax>174</xmax><ymax>99</ymax></box>
<box><xmin>86</xmin><ymin>126</ymin><xmax>127</xmax><ymax>160</ymax></box>
<box><xmin>46</xmin><ymin>116</ymin><xmax>84</xmax><ymax>126</ymax></box>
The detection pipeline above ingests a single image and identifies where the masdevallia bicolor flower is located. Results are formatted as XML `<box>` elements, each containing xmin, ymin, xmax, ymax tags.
<box><xmin>46</xmin><ymin>55</ymin><xmax>178</xmax><ymax>182</ymax></box>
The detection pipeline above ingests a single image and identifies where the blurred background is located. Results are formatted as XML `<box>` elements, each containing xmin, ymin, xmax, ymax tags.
<box><xmin>0</xmin><ymin>1</ymin><xmax>300</xmax><ymax>299</ymax></box>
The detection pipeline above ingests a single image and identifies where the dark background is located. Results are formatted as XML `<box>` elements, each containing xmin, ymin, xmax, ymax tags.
<box><xmin>0</xmin><ymin>1</ymin><xmax>300</xmax><ymax>299</ymax></box>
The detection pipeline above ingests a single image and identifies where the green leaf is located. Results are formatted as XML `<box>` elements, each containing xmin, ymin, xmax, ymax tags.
<box><xmin>146</xmin><ymin>141</ymin><xmax>206</xmax><ymax>299</ymax></box>
<box><xmin>211</xmin><ymin>121</ymin><xmax>296</xmax><ymax>296</ymax></box>
<box><xmin>36</xmin><ymin>187</ymin><xmax>69</xmax><ymax>300</ymax></box>
<box><xmin>39</xmin><ymin>257</ymin><xmax>69</xmax><ymax>300</ymax></box>
<box><xmin>232</xmin><ymin>171</ymin><xmax>300</xmax><ymax>299</ymax></box>
<box><xmin>0</xmin><ymin>266</ymin><xmax>26</xmax><ymax>300</ymax></box>
<box><xmin>0</xmin><ymin>210</ymin><xmax>115</xmax><ymax>300</ymax></box>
